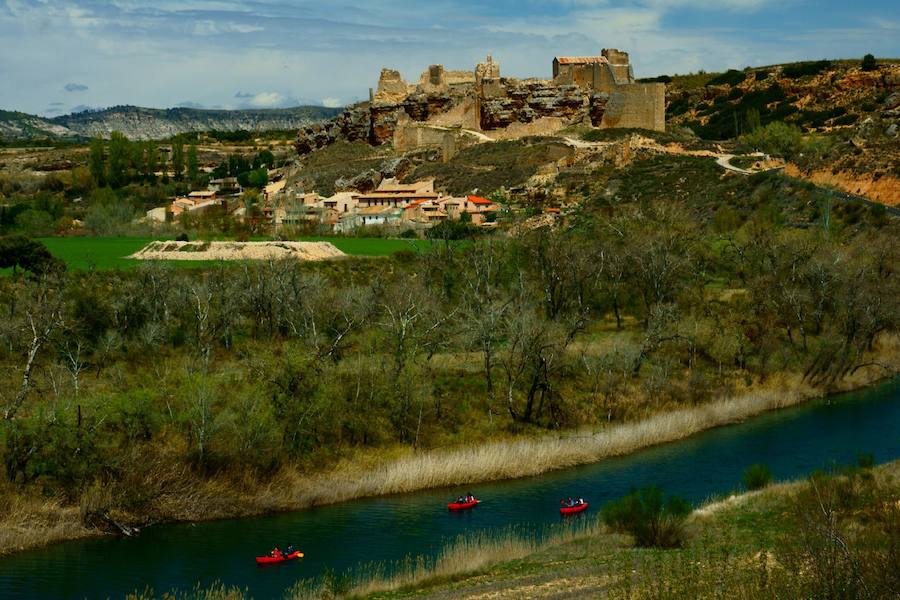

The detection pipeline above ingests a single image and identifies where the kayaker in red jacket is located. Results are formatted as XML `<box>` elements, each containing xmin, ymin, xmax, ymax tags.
<box><xmin>270</xmin><ymin>547</ymin><xmax>282</xmax><ymax>559</ymax></box>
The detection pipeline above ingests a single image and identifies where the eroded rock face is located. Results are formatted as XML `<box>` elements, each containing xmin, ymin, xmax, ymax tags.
<box><xmin>479</xmin><ymin>81</ymin><xmax>588</xmax><ymax>130</ymax></box>
<box><xmin>370</xmin><ymin>104</ymin><xmax>406</xmax><ymax>145</ymax></box>
<box><xmin>295</xmin><ymin>106</ymin><xmax>371</xmax><ymax>154</ymax></box>
<box><xmin>590</xmin><ymin>93</ymin><xmax>610</xmax><ymax>126</ymax></box>
<box><xmin>335</xmin><ymin>169</ymin><xmax>382</xmax><ymax>193</ymax></box>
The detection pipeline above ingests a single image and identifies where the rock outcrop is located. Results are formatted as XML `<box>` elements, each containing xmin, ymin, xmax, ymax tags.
<box><xmin>480</xmin><ymin>81</ymin><xmax>587</xmax><ymax>130</ymax></box>
<box><xmin>295</xmin><ymin>106</ymin><xmax>371</xmax><ymax>154</ymax></box>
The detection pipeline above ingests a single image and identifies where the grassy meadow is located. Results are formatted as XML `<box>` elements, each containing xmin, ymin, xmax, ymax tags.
<box><xmin>18</xmin><ymin>236</ymin><xmax>433</xmax><ymax>271</ymax></box>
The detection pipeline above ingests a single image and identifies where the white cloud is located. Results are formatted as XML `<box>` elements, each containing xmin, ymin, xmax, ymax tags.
<box><xmin>234</xmin><ymin>91</ymin><xmax>299</xmax><ymax>108</ymax></box>
<box><xmin>321</xmin><ymin>97</ymin><xmax>343</xmax><ymax>108</ymax></box>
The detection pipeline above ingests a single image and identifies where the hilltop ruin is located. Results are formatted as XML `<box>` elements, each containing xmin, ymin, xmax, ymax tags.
<box><xmin>296</xmin><ymin>49</ymin><xmax>665</xmax><ymax>156</ymax></box>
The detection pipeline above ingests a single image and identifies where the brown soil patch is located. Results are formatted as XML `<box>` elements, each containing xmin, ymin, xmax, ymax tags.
<box><xmin>785</xmin><ymin>164</ymin><xmax>900</xmax><ymax>207</ymax></box>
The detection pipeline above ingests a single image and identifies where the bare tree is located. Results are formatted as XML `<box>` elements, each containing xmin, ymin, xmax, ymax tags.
<box><xmin>3</xmin><ymin>278</ymin><xmax>65</xmax><ymax>420</ymax></box>
<box><xmin>62</xmin><ymin>338</ymin><xmax>88</xmax><ymax>398</ymax></box>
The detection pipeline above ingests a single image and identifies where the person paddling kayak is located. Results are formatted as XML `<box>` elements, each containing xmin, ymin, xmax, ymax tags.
<box><xmin>448</xmin><ymin>494</ymin><xmax>479</xmax><ymax>510</ymax></box>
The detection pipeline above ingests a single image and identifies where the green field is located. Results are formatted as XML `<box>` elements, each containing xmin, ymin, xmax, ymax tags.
<box><xmin>27</xmin><ymin>236</ymin><xmax>431</xmax><ymax>271</ymax></box>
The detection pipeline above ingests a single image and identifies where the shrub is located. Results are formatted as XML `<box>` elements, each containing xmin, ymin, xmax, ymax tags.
<box><xmin>707</xmin><ymin>69</ymin><xmax>747</xmax><ymax>87</ymax></box>
<box><xmin>740</xmin><ymin>121</ymin><xmax>804</xmax><ymax>158</ymax></box>
<box><xmin>743</xmin><ymin>463</ymin><xmax>773</xmax><ymax>490</ymax></box>
<box><xmin>861</xmin><ymin>54</ymin><xmax>877</xmax><ymax>72</ymax></box>
<box><xmin>602</xmin><ymin>486</ymin><xmax>691</xmax><ymax>548</ymax></box>
<box><xmin>782</xmin><ymin>60</ymin><xmax>832</xmax><ymax>79</ymax></box>
<box><xmin>856</xmin><ymin>452</ymin><xmax>875</xmax><ymax>469</ymax></box>
<box><xmin>175</xmin><ymin>232</ymin><xmax>189</xmax><ymax>242</ymax></box>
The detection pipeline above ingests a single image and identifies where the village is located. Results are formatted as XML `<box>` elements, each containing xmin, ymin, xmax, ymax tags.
<box><xmin>147</xmin><ymin>173</ymin><xmax>502</xmax><ymax>235</ymax></box>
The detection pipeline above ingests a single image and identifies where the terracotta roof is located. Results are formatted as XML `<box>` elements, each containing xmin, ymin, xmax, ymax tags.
<box><xmin>467</xmin><ymin>195</ymin><xmax>493</xmax><ymax>205</ymax></box>
<box><xmin>555</xmin><ymin>56</ymin><xmax>608</xmax><ymax>65</ymax></box>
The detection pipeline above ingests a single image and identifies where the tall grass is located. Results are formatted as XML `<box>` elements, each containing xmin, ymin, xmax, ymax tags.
<box><xmin>287</xmin><ymin>519</ymin><xmax>605</xmax><ymax>600</ymax></box>
<box><xmin>272</xmin><ymin>376</ymin><xmax>819</xmax><ymax>509</ymax></box>
<box><xmin>0</xmin><ymin>484</ymin><xmax>89</xmax><ymax>557</ymax></box>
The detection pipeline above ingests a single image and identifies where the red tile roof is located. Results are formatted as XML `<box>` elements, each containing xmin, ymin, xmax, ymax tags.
<box><xmin>555</xmin><ymin>56</ymin><xmax>609</xmax><ymax>65</ymax></box>
<box><xmin>467</xmin><ymin>195</ymin><xmax>494</xmax><ymax>205</ymax></box>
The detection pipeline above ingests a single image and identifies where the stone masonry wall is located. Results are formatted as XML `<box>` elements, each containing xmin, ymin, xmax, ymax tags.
<box><xmin>599</xmin><ymin>83</ymin><xmax>665</xmax><ymax>132</ymax></box>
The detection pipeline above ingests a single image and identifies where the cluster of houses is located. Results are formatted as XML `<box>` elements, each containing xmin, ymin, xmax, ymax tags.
<box><xmin>271</xmin><ymin>179</ymin><xmax>498</xmax><ymax>233</ymax></box>
<box><xmin>147</xmin><ymin>175</ymin><xmax>500</xmax><ymax>234</ymax></box>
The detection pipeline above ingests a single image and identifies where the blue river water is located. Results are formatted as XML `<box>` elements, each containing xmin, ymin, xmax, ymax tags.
<box><xmin>1</xmin><ymin>378</ymin><xmax>898</xmax><ymax>599</ymax></box>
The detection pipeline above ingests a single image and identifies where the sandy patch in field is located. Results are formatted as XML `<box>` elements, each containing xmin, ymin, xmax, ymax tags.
<box><xmin>128</xmin><ymin>240</ymin><xmax>346</xmax><ymax>261</ymax></box>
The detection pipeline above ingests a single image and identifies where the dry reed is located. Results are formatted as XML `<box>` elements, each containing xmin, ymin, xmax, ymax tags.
<box><xmin>277</xmin><ymin>376</ymin><xmax>817</xmax><ymax>508</ymax></box>
<box><xmin>287</xmin><ymin>519</ymin><xmax>605</xmax><ymax>600</ymax></box>
<box><xmin>0</xmin><ymin>486</ymin><xmax>90</xmax><ymax>557</ymax></box>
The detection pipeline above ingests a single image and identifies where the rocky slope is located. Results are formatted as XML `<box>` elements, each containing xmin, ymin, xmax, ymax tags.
<box><xmin>660</xmin><ymin>59</ymin><xmax>899</xmax><ymax>140</ymax></box>
<box><xmin>657</xmin><ymin>59</ymin><xmax>900</xmax><ymax>206</ymax></box>
<box><xmin>1</xmin><ymin>105</ymin><xmax>341</xmax><ymax>141</ymax></box>
<box><xmin>0</xmin><ymin>110</ymin><xmax>77</xmax><ymax>141</ymax></box>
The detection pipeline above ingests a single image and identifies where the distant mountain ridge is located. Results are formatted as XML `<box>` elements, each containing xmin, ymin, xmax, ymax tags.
<box><xmin>0</xmin><ymin>104</ymin><xmax>343</xmax><ymax>141</ymax></box>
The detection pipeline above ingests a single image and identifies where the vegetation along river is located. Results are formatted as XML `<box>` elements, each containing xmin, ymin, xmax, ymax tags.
<box><xmin>2</xmin><ymin>379</ymin><xmax>899</xmax><ymax>600</ymax></box>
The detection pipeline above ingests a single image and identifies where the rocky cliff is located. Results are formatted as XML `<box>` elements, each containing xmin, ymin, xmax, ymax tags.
<box><xmin>1</xmin><ymin>105</ymin><xmax>341</xmax><ymax>141</ymax></box>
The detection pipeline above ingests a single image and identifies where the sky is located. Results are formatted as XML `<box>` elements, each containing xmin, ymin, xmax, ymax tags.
<box><xmin>1</xmin><ymin>0</ymin><xmax>898</xmax><ymax>116</ymax></box>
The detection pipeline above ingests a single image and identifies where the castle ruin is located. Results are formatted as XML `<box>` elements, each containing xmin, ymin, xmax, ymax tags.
<box><xmin>297</xmin><ymin>48</ymin><xmax>665</xmax><ymax>156</ymax></box>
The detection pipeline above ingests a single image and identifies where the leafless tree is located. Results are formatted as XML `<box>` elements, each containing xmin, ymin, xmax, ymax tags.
<box><xmin>3</xmin><ymin>277</ymin><xmax>65</xmax><ymax>420</ymax></box>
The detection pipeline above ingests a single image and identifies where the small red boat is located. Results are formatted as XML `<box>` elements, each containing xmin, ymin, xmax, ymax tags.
<box><xmin>448</xmin><ymin>499</ymin><xmax>480</xmax><ymax>511</ymax></box>
<box><xmin>255</xmin><ymin>550</ymin><xmax>303</xmax><ymax>565</ymax></box>
<box><xmin>560</xmin><ymin>502</ymin><xmax>588</xmax><ymax>515</ymax></box>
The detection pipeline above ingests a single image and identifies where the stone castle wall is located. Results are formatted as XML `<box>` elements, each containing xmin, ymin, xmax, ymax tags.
<box><xmin>599</xmin><ymin>83</ymin><xmax>665</xmax><ymax>131</ymax></box>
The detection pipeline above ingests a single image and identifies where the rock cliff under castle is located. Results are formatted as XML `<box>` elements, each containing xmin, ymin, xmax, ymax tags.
<box><xmin>296</xmin><ymin>49</ymin><xmax>665</xmax><ymax>155</ymax></box>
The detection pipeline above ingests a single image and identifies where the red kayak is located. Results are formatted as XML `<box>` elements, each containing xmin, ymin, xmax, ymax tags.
<box><xmin>255</xmin><ymin>551</ymin><xmax>303</xmax><ymax>565</ymax></box>
<box><xmin>448</xmin><ymin>499</ymin><xmax>480</xmax><ymax>511</ymax></box>
<box><xmin>560</xmin><ymin>502</ymin><xmax>588</xmax><ymax>515</ymax></box>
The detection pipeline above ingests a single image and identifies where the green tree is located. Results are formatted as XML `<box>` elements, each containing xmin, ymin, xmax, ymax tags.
<box><xmin>0</xmin><ymin>235</ymin><xmax>64</xmax><ymax>275</ymax></box>
<box><xmin>107</xmin><ymin>131</ymin><xmax>130</xmax><ymax>188</ymax></box>
<box><xmin>145</xmin><ymin>141</ymin><xmax>159</xmax><ymax>181</ymax></box>
<box><xmin>171</xmin><ymin>137</ymin><xmax>185</xmax><ymax>181</ymax></box>
<box><xmin>861</xmin><ymin>54</ymin><xmax>877</xmax><ymax>72</ymax></box>
<box><xmin>89</xmin><ymin>137</ymin><xmax>105</xmax><ymax>187</ymax></box>
<box><xmin>187</xmin><ymin>143</ymin><xmax>199</xmax><ymax>184</ymax></box>
<box><xmin>245</xmin><ymin>167</ymin><xmax>268</xmax><ymax>189</ymax></box>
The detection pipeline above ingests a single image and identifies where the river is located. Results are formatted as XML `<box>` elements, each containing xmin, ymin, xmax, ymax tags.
<box><xmin>2</xmin><ymin>378</ymin><xmax>899</xmax><ymax>599</ymax></box>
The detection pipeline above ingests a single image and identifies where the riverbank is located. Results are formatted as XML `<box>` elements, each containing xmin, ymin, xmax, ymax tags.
<box><xmin>126</xmin><ymin>459</ymin><xmax>900</xmax><ymax>599</ymax></box>
<box><xmin>309</xmin><ymin>458</ymin><xmax>900</xmax><ymax>599</ymax></box>
<box><xmin>1</xmin><ymin>339</ymin><xmax>898</xmax><ymax>559</ymax></box>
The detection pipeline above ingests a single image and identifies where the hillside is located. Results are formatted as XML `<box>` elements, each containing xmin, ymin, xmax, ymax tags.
<box><xmin>0</xmin><ymin>105</ymin><xmax>342</xmax><ymax>142</ymax></box>
<box><xmin>0</xmin><ymin>110</ymin><xmax>78</xmax><ymax>141</ymax></box>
